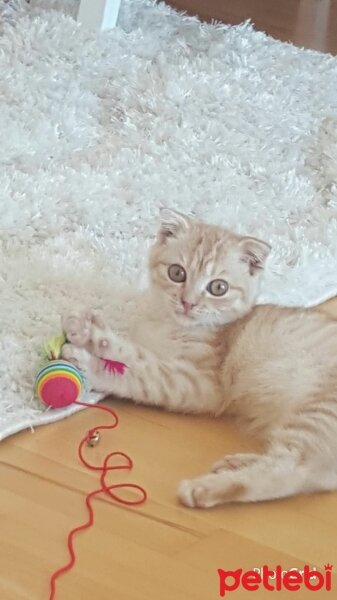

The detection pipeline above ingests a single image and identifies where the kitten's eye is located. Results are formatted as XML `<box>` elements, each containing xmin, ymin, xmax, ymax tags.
<box><xmin>207</xmin><ymin>279</ymin><xmax>229</xmax><ymax>296</ymax></box>
<box><xmin>168</xmin><ymin>264</ymin><xmax>186</xmax><ymax>283</ymax></box>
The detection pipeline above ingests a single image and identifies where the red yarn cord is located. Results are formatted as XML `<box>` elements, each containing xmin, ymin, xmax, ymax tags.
<box><xmin>48</xmin><ymin>400</ymin><xmax>147</xmax><ymax>600</ymax></box>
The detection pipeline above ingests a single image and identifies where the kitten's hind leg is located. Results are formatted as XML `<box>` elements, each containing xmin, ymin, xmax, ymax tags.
<box><xmin>178</xmin><ymin>444</ymin><xmax>333</xmax><ymax>508</ymax></box>
<box><xmin>211</xmin><ymin>453</ymin><xmax>261</xmax><ymax>473</ymax></box>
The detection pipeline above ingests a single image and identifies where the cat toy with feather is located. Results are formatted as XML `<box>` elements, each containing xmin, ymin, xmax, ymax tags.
<box><xmin>35</xmin><ymin>333</ymin><xmax>127</xmax><ymax>409</ymax></box>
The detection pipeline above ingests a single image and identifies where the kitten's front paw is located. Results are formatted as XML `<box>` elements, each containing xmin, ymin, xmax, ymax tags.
<box><xmin>61</xmin><ymin>343</ymin><xmax>91</xmax><ymax>373</ymax></box>
<box><xmin>91</xmin><ymin>329</ymin><xmax>128</xmax><ymax>360</ymax></box>
<box><xmin>62</xmin><ymin>309</ymin><xmax>94</xmax><ymax>347</ymax></box>
<box><xmin>177</xmin><ymin>473</ymin><xmax>246</xmax><ymax>508</ymax></box>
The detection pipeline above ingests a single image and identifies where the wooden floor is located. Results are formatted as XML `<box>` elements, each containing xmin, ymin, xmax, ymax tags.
<box><xmin>166</xmin><ymin>0</ymin><xmax>337</xmax><ymax>55</ymax></box>
<box><xmin>1</xmin><ymin>297</ymin><xmax>337</xmax><ymax>599</ymax></box>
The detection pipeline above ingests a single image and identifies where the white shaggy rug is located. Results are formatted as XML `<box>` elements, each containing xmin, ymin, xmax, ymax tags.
<box><xmin>1</xmin><ymin>0</ymin><xmax>337</xmax><ymax>440</ymax></box>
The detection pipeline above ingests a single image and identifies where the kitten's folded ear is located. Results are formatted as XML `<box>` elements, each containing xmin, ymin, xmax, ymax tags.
<box><xmin>239</xmin><ymin>236</ymin><xmax>271</xmax><ymax>275</ymax></box>
<box><xmin>158</xmin><ymin>208</ymin><xmax>190</xmax><ymax>241</ymax></box>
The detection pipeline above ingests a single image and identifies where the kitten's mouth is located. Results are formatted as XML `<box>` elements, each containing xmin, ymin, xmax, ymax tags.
<box><xmin>174</xmin><ymin>307</ymin><xmax>197</xmax><ymax>322</ymax></box>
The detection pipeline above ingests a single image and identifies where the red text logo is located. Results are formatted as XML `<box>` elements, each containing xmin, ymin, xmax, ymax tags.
<box><xmin>218</xmin><ymin>564</ymin><xmax>333</xmax><ymax>595</ymax></box>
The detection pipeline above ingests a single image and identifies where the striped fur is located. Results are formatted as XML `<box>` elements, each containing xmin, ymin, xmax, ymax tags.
<box><xmin>62</xmin><ymin>210</ymin><xmax>337</xmax><ymax>508</ymax></box>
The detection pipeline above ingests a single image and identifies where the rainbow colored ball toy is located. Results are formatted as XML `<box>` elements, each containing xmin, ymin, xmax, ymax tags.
<box><xmin>36</xmin><ymin>359</ymin><xmax>85</xmax><ymax>409</ymax></box>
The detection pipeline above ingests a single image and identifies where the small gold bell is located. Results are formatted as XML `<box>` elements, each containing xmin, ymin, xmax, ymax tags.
<box><xmin>87</xmin><ymin>430</ymin><xmax>100</xmax><ymax>447</ymax></box>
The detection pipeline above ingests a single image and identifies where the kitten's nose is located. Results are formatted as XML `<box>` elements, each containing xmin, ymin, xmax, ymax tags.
<box><xmin>181</xmin><ymin>299</ymin><xmax>196</xmax><ymax>315</ymax></box>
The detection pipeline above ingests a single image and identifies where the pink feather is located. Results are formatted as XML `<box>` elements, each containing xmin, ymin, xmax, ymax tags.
<box><xmin>101</xmin><ymin>359</ymin><xmax>127</xmax><ymax>375</ymax></box>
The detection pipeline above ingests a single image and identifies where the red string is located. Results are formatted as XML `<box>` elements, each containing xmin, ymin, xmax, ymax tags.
<box><xmin>48</xmin><ymin>400</ymin><xmax>147</xmax><ymax>600</ymax></box>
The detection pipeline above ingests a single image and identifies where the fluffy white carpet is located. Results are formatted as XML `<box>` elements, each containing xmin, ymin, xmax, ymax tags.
<box><xmin>1</xmin><ymin>0</ymin><xmax>337</xmax><ymax>440</ymax></box>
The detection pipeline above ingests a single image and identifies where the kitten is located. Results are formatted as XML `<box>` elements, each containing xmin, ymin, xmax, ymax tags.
<box><xmin>61</xmin><ymin>209</ymin><xmax>337</xmax><ymax>508</ymax></box>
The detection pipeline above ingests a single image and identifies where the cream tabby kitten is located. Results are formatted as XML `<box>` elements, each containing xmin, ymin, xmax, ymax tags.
<box><xmin>61</xmin><ymin>209</ymin><xmax>337</xmax><ymax>508</ymax></box>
